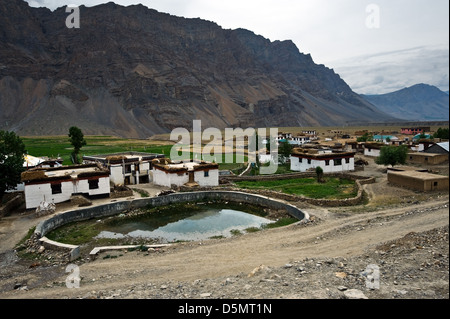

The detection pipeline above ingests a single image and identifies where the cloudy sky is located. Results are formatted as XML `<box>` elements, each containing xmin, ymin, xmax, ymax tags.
<box><xmin>25</xmin><ymin>0</ymin><xmax>449</xmax><ymax>95</ymax></box>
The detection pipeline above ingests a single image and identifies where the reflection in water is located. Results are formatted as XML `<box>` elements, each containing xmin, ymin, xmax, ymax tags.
<box><xmin>96</xmin><ymin>208</ymin><xmax>274</xmax><ymax>242</ymax></box>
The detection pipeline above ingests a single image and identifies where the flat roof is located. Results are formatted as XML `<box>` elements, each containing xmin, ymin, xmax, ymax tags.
<box><xmin>84</xmin><ymin>152</ymin><xmax>164</xmax><ymax>159</ymax></box>
<box><xmin>44</xmin><ymin>166</ymin><xmax>99</xmax><ymax>178</ymax></box>
<box><xmin>408</xmin><ymin>152</ymin><xmax>447</xmax><ymax>157</ymax></box>
<box><xmin>22</xmin><ymin>164</ymin><xmax>109</xmax><ymax>183</ymax></box>
<box><xmin>388</xmin><ymin>170</ymin><xmax>448</xmax><ymax>181</ymax></box>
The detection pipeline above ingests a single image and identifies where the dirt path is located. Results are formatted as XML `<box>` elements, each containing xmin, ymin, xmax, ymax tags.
<box><xmin>0</xmin><ymin>194</ymin><xmax>448</xmax><ymax>299</ymax></box>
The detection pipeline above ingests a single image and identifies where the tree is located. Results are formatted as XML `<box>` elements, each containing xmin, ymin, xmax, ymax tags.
<box><xmin>68</xmin><ymin>126</ymin><xmax>86</xmax><ymax>164</ymax></box>
<box><xmin>434</xmin><ymin>127</ymin><xmax>449</xmax><ymax>140</ymax></box>
<box><xmin>357</xmin><ymin>133</ymin><xmax>373</xmax><ymax>142</ymax></box>
<box><xmin>0</xmin><ymin>131</ymin><xmax>26</xmax><ymax>200</ymax></box>
<box><xmin>315</xmin><ymin>166</ymin><xmax>324</xmax><ymax>183</ymax></box>
<box><xmin>375</xmin><ymin>145</ymin><xmax>408</xmax><ymax>167</ymax></box>
<box><xmin>278</xmin><ymin>141</ymin><xmax>293</xmax><ymax>164</ymax></box>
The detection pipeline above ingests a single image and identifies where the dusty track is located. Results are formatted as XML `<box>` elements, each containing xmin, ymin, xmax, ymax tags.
<box><xmin>0</xmin><ymin>192</ymin><xmax>448</xmax><ymax>299</ymax></box>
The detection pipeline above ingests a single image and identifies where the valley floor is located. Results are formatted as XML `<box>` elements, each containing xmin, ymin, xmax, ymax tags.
<box><xmin>0</xmin><ymin>158</ymin><xmax>448</xmax><ymax>301</ymax></box>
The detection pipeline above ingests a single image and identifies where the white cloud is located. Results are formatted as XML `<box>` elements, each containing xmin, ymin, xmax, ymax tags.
<box><xmin>330</xmin><ymin>45</ymin><xmax>450</xmax><ymax>94</ymax></box>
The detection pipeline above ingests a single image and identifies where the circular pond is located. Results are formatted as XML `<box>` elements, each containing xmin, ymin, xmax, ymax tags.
<box><xmin>96</xmin><ymin>205</ymin><xmax>275</xmax><ymax>243</ymax></box>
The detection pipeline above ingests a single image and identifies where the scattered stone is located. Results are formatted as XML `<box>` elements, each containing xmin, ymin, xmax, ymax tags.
<box><xmin>248</xmin><ymin>265</ymin><xmax>266</xmax><ymax>277</ymax></box>
<box><xmin>200</xmin><ymin>293</ymin><xmax>211</xmax><ymax>298</ymax></box>
<box><xmin>344</xmin><ymin>289</ymin><xmax>368</xmax><ymax>299</ymax></box>
<box><xmin>337</xmin><ymin>286</ymin><xmax>348</xmax><ymax>291</ymax></box>
<box><xmin>335</xmin><ymin>272</ymin><xmax>348</xmax><ymax>279</ymax></box>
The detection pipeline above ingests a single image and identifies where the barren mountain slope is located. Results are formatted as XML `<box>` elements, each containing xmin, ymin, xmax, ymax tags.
<box><xmin>0</xmin><ymin>0</ymin><xmax>394</xmax><ymax>137</ymax></box>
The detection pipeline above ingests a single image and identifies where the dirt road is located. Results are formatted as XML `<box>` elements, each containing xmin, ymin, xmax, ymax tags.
<box><xmin>0</xmin><ymin>190</ymin><xmax>448</xmax><ymax>299</ymax></box>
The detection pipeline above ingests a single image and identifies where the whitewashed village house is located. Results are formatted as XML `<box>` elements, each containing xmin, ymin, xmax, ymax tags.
<box><xmin>363</xmin><ymin>142</ymin><xmax>385</xmax><ymax>157</ymax></box>
<box><xmin>83</xmin><ymin>152</ymin><xmax>165</xmax><ymax>186</ymax></box>
<box><xmin>288</xmin><ymin>135</ymin><xmax>311</xmax><ymax>146</ymax></box>
<box><xmin>7</xmin><ymin>155</ymin><xmax>64</xmax><ymax>193</ymax></box>
<box><xmin>152</xmin><ymin>158</ymin><xmax>219</xmax><ymax>188</ymax></box>
<box><xmin>290</xmin><ymin>148</ymin><xmax>355</xmax><ymax>173</ymax></box>
<box><xmin>21</xmin><ymin>164</ymin><xmax>110</xmax><ymax>209</ymax></box>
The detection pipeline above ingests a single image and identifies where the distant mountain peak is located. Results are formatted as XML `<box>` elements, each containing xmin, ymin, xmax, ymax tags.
<box><xmin>362</xmin><ymin>84</ymin><xmax>449</xmax><ymax>121</ymax></box>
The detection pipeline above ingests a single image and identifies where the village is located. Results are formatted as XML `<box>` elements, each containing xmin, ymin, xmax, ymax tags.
<box><xmin>0</xmin><ymin>125</ymin><xmax>448</xmax><ymax>299</ymax></box>
<box><xmin>2</xmin><ymin>126</ymin><xmax>448</xmax><ymax>214</ymax></box>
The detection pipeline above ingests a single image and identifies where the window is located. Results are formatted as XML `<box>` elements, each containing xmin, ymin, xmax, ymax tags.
<box><xmin>307</xmin><ymin>159</ymin><xmax>312</xmax><ymax>165</ymax></box>
<box><xmin>325</xmin><ymin>160</ymin><xmax>330</xmax><ymax>166</ymax></box>
<box><xmin>434</xmin><ymin>182</ymin><xmax>438</xmax><ymax>187</ymax></box>
<box><xmin>345</xmin><ymin>158</ymin><xmax>350</xmax><ymax>164</ymax></box>
<box><xmin>88</xmin><ymin>179</ymin><xmax>99</xmax><ymax>190</ymax></box>
<box><xmin>51</xmin><ymin>183</ymin><xmax>62</xmax><ymax>194</ymax></box>
<box><xmin>204</xmin><ymin>171</ymin><xmax>209</xmax><ymax>177</ymax></box>
<box><xmin>334</xmin><ymin>159</ymin><xmax>342</xmax><ymax>166</ymax></box>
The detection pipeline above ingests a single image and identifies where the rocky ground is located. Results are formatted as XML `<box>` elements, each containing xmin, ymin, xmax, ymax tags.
<box><xmin>0</xmin><ymin>161</ymin><xmax>448</xmax><ymax>302</ymax></box>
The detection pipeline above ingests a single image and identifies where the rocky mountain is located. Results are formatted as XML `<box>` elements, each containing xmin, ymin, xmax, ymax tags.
<box><xmin>362</xmin><ymin>84</ymin><xmax>450</xmax><ymax>121</ymax></box>
<box><xmin>0</xmin><ymin>0</ymin><xmax>395</xmax><ymax>138</ymax></box>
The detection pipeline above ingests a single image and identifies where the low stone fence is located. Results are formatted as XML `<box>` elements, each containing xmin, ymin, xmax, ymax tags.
<box><xmin>221</xmin><ymin>172</ymin><xmax>372</xmax><ymax>183</ymax></box>
<box><xmin>0</xmin><ymin>193</ymin><xmax>24</xmax><ymax>218</ymax></box>
<box><xmin>34</xmin><ymin>191</ymin><xmax>308</xmax><ymax>261</ymax></box>
<box><xmin>215</xmin><ymin>172</ymin><xmax>376</xmax><ymax>207</ymax></box>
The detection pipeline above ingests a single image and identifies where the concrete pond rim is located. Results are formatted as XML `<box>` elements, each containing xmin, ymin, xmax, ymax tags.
<box><xmin>33</xmin><ymin>191</ymin><xmax>309</xmax><ymax>261</ymax></box>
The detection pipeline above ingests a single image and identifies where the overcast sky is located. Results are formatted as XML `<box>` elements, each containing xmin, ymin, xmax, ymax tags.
<box><xmin>25</xmin><ymin>0</ymin><xmax>449</xmax><ymax>95</ymax></box>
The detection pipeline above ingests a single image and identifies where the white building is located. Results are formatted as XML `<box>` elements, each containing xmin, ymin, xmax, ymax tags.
<box><xmin>288</xmin><ymin>135</ymin><xmax>311</xmax><ymax>146</ymax></box>
<box><xmin>83</xmin><ymin>152</ymin><xmax>165</xmax><ymax>186</ymax></box>
<box><xmin>152</xmin><ymin>158</ymin><xmax>219</xmax><ymax>188</ymax></box>
<box><xmin>21</xmin><ymin>164</ymin><xmax>110</xmax><ymax>209</ymax></box>
<box><xmin>290</xmin><ymin>148</ymin><xmax>355</xmax><ymax>173</ymax></box>
<box><xmin>363</xmin><ymin>142</ymin><xmax>384</xmax><ymax>157</ymax></box>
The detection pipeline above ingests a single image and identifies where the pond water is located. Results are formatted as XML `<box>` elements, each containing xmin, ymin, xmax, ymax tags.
<box><xmin>96</xmin><ymin>207</ymin><xmax>275</xmax><ymax>243</ymax></box>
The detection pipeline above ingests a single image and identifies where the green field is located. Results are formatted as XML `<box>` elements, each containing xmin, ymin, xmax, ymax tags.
<box><xmin>22</xmin><ymin>135</ymin><xmax>247</xmax><ymax>171</ymax></box>
<box><xmin>22</xmin><ymin>136</ymin><xmax>175</xmax><ymax>165</ymax></box>
<box><xmin>235</xmin><ymin>177</ymin><xmax>357</xmax><ymax>199</ymax></box>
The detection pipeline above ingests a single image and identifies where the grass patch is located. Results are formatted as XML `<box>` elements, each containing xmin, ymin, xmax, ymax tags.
<box><xmin>230</xmin><ymin>229</ymin><xmax>242</xmax><ymax>236</ymax></box>
<box><xmin>16</xmin><ymin>226</ymin><xmax>36</xmax><ymax>250</ymax></box>
<box><xmin>235</xmin><ymin>177</ymin><xmax>357</xmax><ymax>199</ymax></box>
<box><xmin>46</xmin><ymin>220</ymin><xmax>102</xmax><ymax>246</ymax></box>
<box><xmin>263</xmin><ymin>217</ymin><xmax>298</xmax><ymax>229</ymax></box>
<box><xmin>244</xmin><ymin>227</ymin><xmax>261</xmax><ymax>233</ymax></box>
<box><xmin>133</xmin><ymin>188</ymin><xmax>150</xmax><ymax>198</ymax></box>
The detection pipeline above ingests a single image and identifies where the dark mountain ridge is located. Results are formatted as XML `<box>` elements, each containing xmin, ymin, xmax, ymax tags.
<box><xmin>0</xmin><ymin>0</ymin><xmax>394</xmax><ymax>138</ymax></box>
<box><xmin>362</xmin><ymin>84</ymin><xmax>449</xmax><ymax>121</ymax></box>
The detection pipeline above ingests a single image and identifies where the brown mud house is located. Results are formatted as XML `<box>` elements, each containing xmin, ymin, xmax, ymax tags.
<box><xmin>387</xmin><ymin>167</ymin><xmax>449</xmax><ymax>192</ymax></box>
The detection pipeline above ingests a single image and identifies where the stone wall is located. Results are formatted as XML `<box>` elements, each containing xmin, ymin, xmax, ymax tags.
<box><xmin>34</xmin><ymin>191</ymin><xmax>308</xmax><ymax>260</ymax></box>
<box><xmin>217</xmin><ymin>173</ymin><xmax>376</xmax><ymax>207</ymax></box>
<box><xmin>0</xmin><ymin>193</ymin><xmax>24</xmax><ymax>217</ymax></box>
